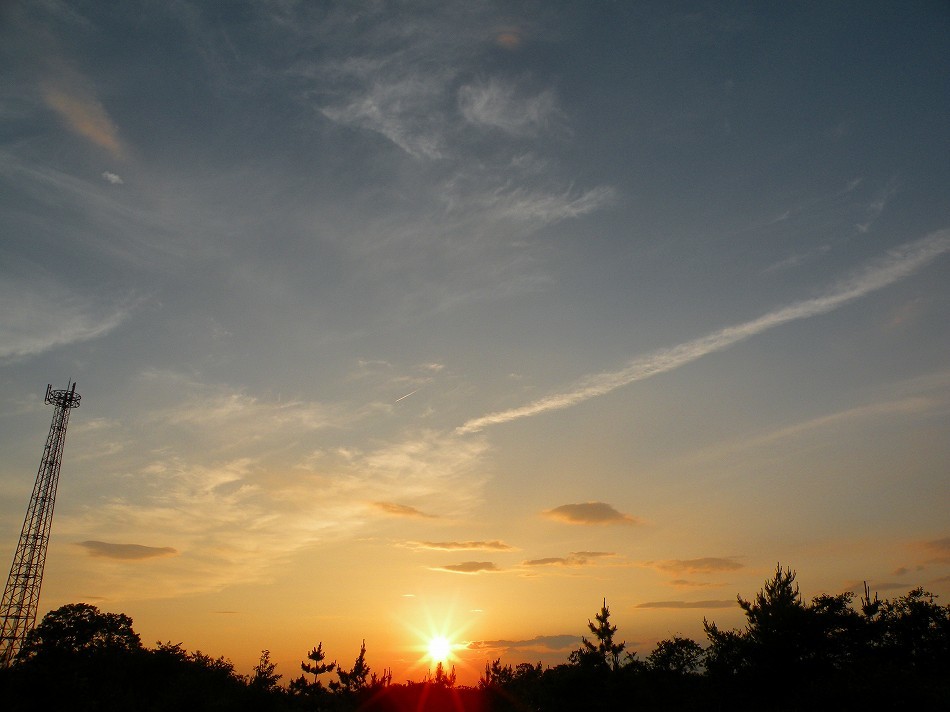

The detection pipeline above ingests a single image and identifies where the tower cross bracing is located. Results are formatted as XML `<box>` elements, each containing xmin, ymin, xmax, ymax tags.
<box><xmin>0</xmin><ymin>383</ymin><xmax>80</xmax><ymax>667</ymax></box>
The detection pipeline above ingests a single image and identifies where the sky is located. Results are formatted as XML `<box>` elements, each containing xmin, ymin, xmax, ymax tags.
<box><xmin>1</xmin><ymin>0</ymin><xmax>949</xmax><ymax>685</ymax></box>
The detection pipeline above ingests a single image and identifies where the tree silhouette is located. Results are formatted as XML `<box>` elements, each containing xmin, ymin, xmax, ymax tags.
<box><xmin>2</xmin><ymin>572</ymin><xmax>946</xmax><ymax>712</ymax></box>
<box><xmin>429</xmin><ymin>661</ymin><xmax>457</xmax><ymax>688</ymax></box>
<box><xmin>336</xmin><ymin>639</ymin><xmax>371</xmax><ymax>693</ymax></box>
<box><xmin>290</xmin><ymin>640</ymin><xmax>337</xmax><ymax>697</ymax></box>
<box><xmin>17</xmin><ymin>602</ymin><xmax>141</xmax><ymax>661</ymax></box>
<box><xmin>571</xmin><ymin>599</ymin><xmax>625</xmax><ymax>671</ymax></box>
<box><xmin>251</xmin><ymin>648</ymin><xmax>282</xmax><ymax>692</ymax></box>
<box><xmin>646</xmin><ymin>635</ymin><xmax>704</xmax><ymax>675</ymax></box>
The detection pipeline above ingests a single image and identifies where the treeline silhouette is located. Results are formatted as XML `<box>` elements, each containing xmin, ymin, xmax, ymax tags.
<box><xmin>1</xmin><ymin>565</ymin><xmax>948</xmax><ymax>711</ymax></box>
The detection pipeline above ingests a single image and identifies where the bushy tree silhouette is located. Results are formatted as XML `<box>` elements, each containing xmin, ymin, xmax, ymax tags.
<box><xmin>646</xmin><ymin>635</ymin><xmax>704</xmax><ymax>675</ymax></box>
<box><xmin>17</xmin><ymin>602</ymin><xmax>141</xmax><ymax>661</ymax></box>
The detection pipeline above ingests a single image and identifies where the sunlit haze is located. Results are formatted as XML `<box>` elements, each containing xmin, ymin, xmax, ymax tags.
<box><xmin>1</xmin><ymin>1</ymin><xmax>948</xmax><ymax>686</ymax></box>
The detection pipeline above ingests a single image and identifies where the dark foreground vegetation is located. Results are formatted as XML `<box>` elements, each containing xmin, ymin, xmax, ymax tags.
<box><xmin>2</xmin><ymin>565</ymin><xmax>948</xmax><ymax>711</ymax></box>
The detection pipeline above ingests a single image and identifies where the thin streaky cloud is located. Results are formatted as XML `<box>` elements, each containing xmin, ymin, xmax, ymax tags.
<box><xmin>522</xmin><ymin>551</ymin><xmax>613</xmax><ymax>567</ymax></box>
<box><xmin>636</xmin><ymin>600</ymin><xmax>735</xmax><ymax>609</ymax></box>
<box><xmin>431</xmin><ymin>561</ymin><xmax>499</xmax><ymax>574</ymax></box>
<box><xmin>648</xmin><ymin>558</ymin><xmax>743</xmax><ymax>574</ymax></box>
<box><xmin>408</xmin><ymin>540</ymin><xmax>513</xmax><ymax>551</ymax></box>
<box><xmin>77</xmin><ymin>541</ymin><xmax>178</xmax><ymax>560</ymax></box>
<box><xmin>468</xmin><ymin>634</ymin><xmax>579</xmax><ymax>651</ymax></box>
<box><xmin>457</xmin><ymin>231</ymin><xmax>950</xmax><ymax>434</ymax></box>
<box><xmin>373</xmin><ymin>502</ymin><xmax>437</xmax><ymax>518</ymax></box>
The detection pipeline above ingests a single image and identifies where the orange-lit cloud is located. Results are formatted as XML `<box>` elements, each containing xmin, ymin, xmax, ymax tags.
<box><xmin>495</xmin><ymin>30</ymin><xmax>521</xmax><ymax>50</ymax></box>
<box><xmin>544</xmin><ymin>502</ymin><xmax>636</xmax><ymax>525</ymax></box>
<box><xmin>431</xmin><ymin>561</ymin><xmax>499</xmax><ymax>574</ymax></box>
<box><xmin>374</xmin><ymin>502</ymin><xmax>437</xmax><ymax>518</ymax></box>
<box><xmin>920</xmin><ymin>536</ymin><xmax>950</xmax><ymax>564</ymax></box>
<box><xmin>523</xmin><ymin>551</ymin><xmax>614</xmax><ymax>567</ymax></box>
<box><xmin>41</xmin><ymin>77</ymin><xmax>123</xmax><ymax>158</ymax></box>
<box><xmin>77</xmin><ymin>540</ymin><xmax>178</xmax><ymax>560</ymax></box>
<box><xmin>648</xmin><ymin>558</ymin><xmax>743</xmax><ymax>574</ymax></box>
<box><xmin>468</xmin><ymin>634</ymin><xmax>579</xmax><ymax>652</ymax></box>
<box><xmin>669</xmin><ymin>579</ymin><xmax>719</xmax><ymax>589</ymax></box>
<box><xmin>635</xmin><ymin>600</ymin><xmax>735</xmax><ymax>609</ymax></box>
<box><xmin>409</xmin><ymin>540</ymin><xmax>513</xmax><ymax>551</ymax></box>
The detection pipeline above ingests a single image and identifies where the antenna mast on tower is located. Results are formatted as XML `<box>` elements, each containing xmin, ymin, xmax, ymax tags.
<box><xmin>0</xmin><ymin>382</ymin><xmax>81</xmax><ymax>667</ymax></box>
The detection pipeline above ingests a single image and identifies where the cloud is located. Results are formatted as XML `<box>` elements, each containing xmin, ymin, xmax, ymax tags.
<box><xmin>468</xmin><ymin>634</ymin><xmax>580</xmax><ymax>652</ymax></box>
<box><xmin>457</xmin><ymin>231</ymin><xmax>950</xmax><ymax>433</ymax></box>
<box><xmin>918</xmin><ymin>537</ymin><xmax>950</xmax><ymax>564</ymax></box>
<box><xmin>846</xmin><ymin>581</ymin><xmax>912</xmax><ymax>594</ymax></box>
<box><xmin>857</xmin><ymin>178</ymin><xmax>899</xmax><ymax>233</ymax></box>
<box><xmin>77</xmin><ymin>541</ymin><xmax>178</xmax><ymax>560</ymax></box>
<box><xmin>648</xmin><ymin>558</ymin><xmax>743</xmax><ymax>574</ymax></box>
<box><xmin>374</xmin><ymin>502</ymin><xmax>438</xmax><ymax>519</ymax></box>
<box><xmin>669</xmin><ymin>579</ymin><xmax>719</xmax><ymax>589</ymax></box>
<box><xmin>464</xmin><ymin>183</ymin><xmax>615</xmax><ymax>227</ymax></box>
<box><xmin>101</xmin><ymin>171</ymin><xmax>124</xmax><ymax>184</ymax></box>
<box><xmin>320</xmin><ymin>74</ymin><xmax>450</xmax><ymax>159</ymax></box>
<box><xmin>636</xmin><ymin>600</ymin><xmax>735</xmax><ymax>609</ymax></box>
<box><xmin>55</xmin><ymin>389</ymin><xmax>492</xmax><ymax>600</ymax></box>
<box><xmin>41</xmin><ymin>73</ymin><xmax>123</xmax><ymax>158</ymax></box>
<box><xmin>544</xmin><ymin>502</ymin><xmax>636</xmax><ymax>525</ymax></box>
<box><xmin>432</xmin><ymin>561</ymin><xmax>499</xmax><ymax>574</ymax></box>
<box><xmin>523</xmin><ymin>551</ymin><xmax>614</xmax><ymax>567</ymax></box>
<box><xmin>409</xmin><ymin>540</ymin><xmax>513</xmax><ymax>551</ymax></box>
<box><xmin>0</xmin><ymin>275</ymin><xmax>132</xmax><ymax>360</ymax></box>
<box><xmin>495</xmin><ymin>31</ymin><xmax>522</xmax><ymax>50</ymax></box>
<box><xmin>458</xmin><ymin>79</ymin><xmax>563</xmax><ymax>136</ymax></box>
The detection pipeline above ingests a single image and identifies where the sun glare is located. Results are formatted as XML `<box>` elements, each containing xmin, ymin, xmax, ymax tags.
<box><xmin>427</xmin><ymin>635</ymin><xmax>453</xmax><ymax>664</ymax></box>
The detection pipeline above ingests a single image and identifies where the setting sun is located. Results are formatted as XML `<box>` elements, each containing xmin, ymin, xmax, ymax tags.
<box><xmin>426</xmin><ymin>635</ymin><xmax>453</xmax><ymax>665</ymax></box>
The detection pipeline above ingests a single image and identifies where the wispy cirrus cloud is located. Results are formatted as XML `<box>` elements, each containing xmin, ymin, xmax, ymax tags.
<box><xmin>53</xmin><ymin>378</ymin><xmax>492</xmax><ymax>600</ymax></box>
<box><xmin>77</xmin><ymin>541</ymin><xmax>177</xmax><ymax>560</ymax></box>
<box><xmin>544</xmin><ymin>502</ymin><xmax>636</xmax><ymax>525</ymax></box>
<box><xmin>0</xmin><ymin>275</ymin><xmax>132</xmax><ymax>361</ymax></box>
<box><xmin>681</xmin><ymin>393</ymin><xmax>947</xmax><ymax>469</ymax></box>
<box><xmin>647</xmin><ymin>558</ymin><xmax>743</xmax><ymax>575</ymax></box>
<box><xmin>857</xmin><ymin>178</ymin><xmax>899</xmax><ymax>233</ymax></box>
<box><xmin>432</xmin><ymin>561</ymin><xmax>500</xmax><ymax>574</ymax></box>
<box><xmin>458</xmin><ymin>231</ymin><xmax>950</xmax><ymax>433</ymax></box>
<box><xmin>458</xmin><ymin>78</ymin><xmax>563</xmax><ymax>136</ymax></box>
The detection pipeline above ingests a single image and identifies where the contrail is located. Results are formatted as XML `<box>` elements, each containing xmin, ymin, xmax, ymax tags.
<box><xmin>394</xmin><ymin>389</ymin><xmax>419</xmax><ymax>404</ymax></box>
<box><xmin>457</xmin><ymin>230</ymin><xmax>950</xmax><ymax>435</ymax></box>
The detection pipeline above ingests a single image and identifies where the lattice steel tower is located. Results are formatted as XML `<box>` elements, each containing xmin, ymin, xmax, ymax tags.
<box><xmin>0</xmin><ymin>383</ymin><xmax>80</xmax><ymax>667</ymax></box>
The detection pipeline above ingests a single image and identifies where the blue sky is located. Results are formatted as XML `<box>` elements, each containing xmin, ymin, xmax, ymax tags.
<box><xmin>1</xmin><ymin>1</ymin><xmax>948</xmax><ymax>682</ymax></box>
